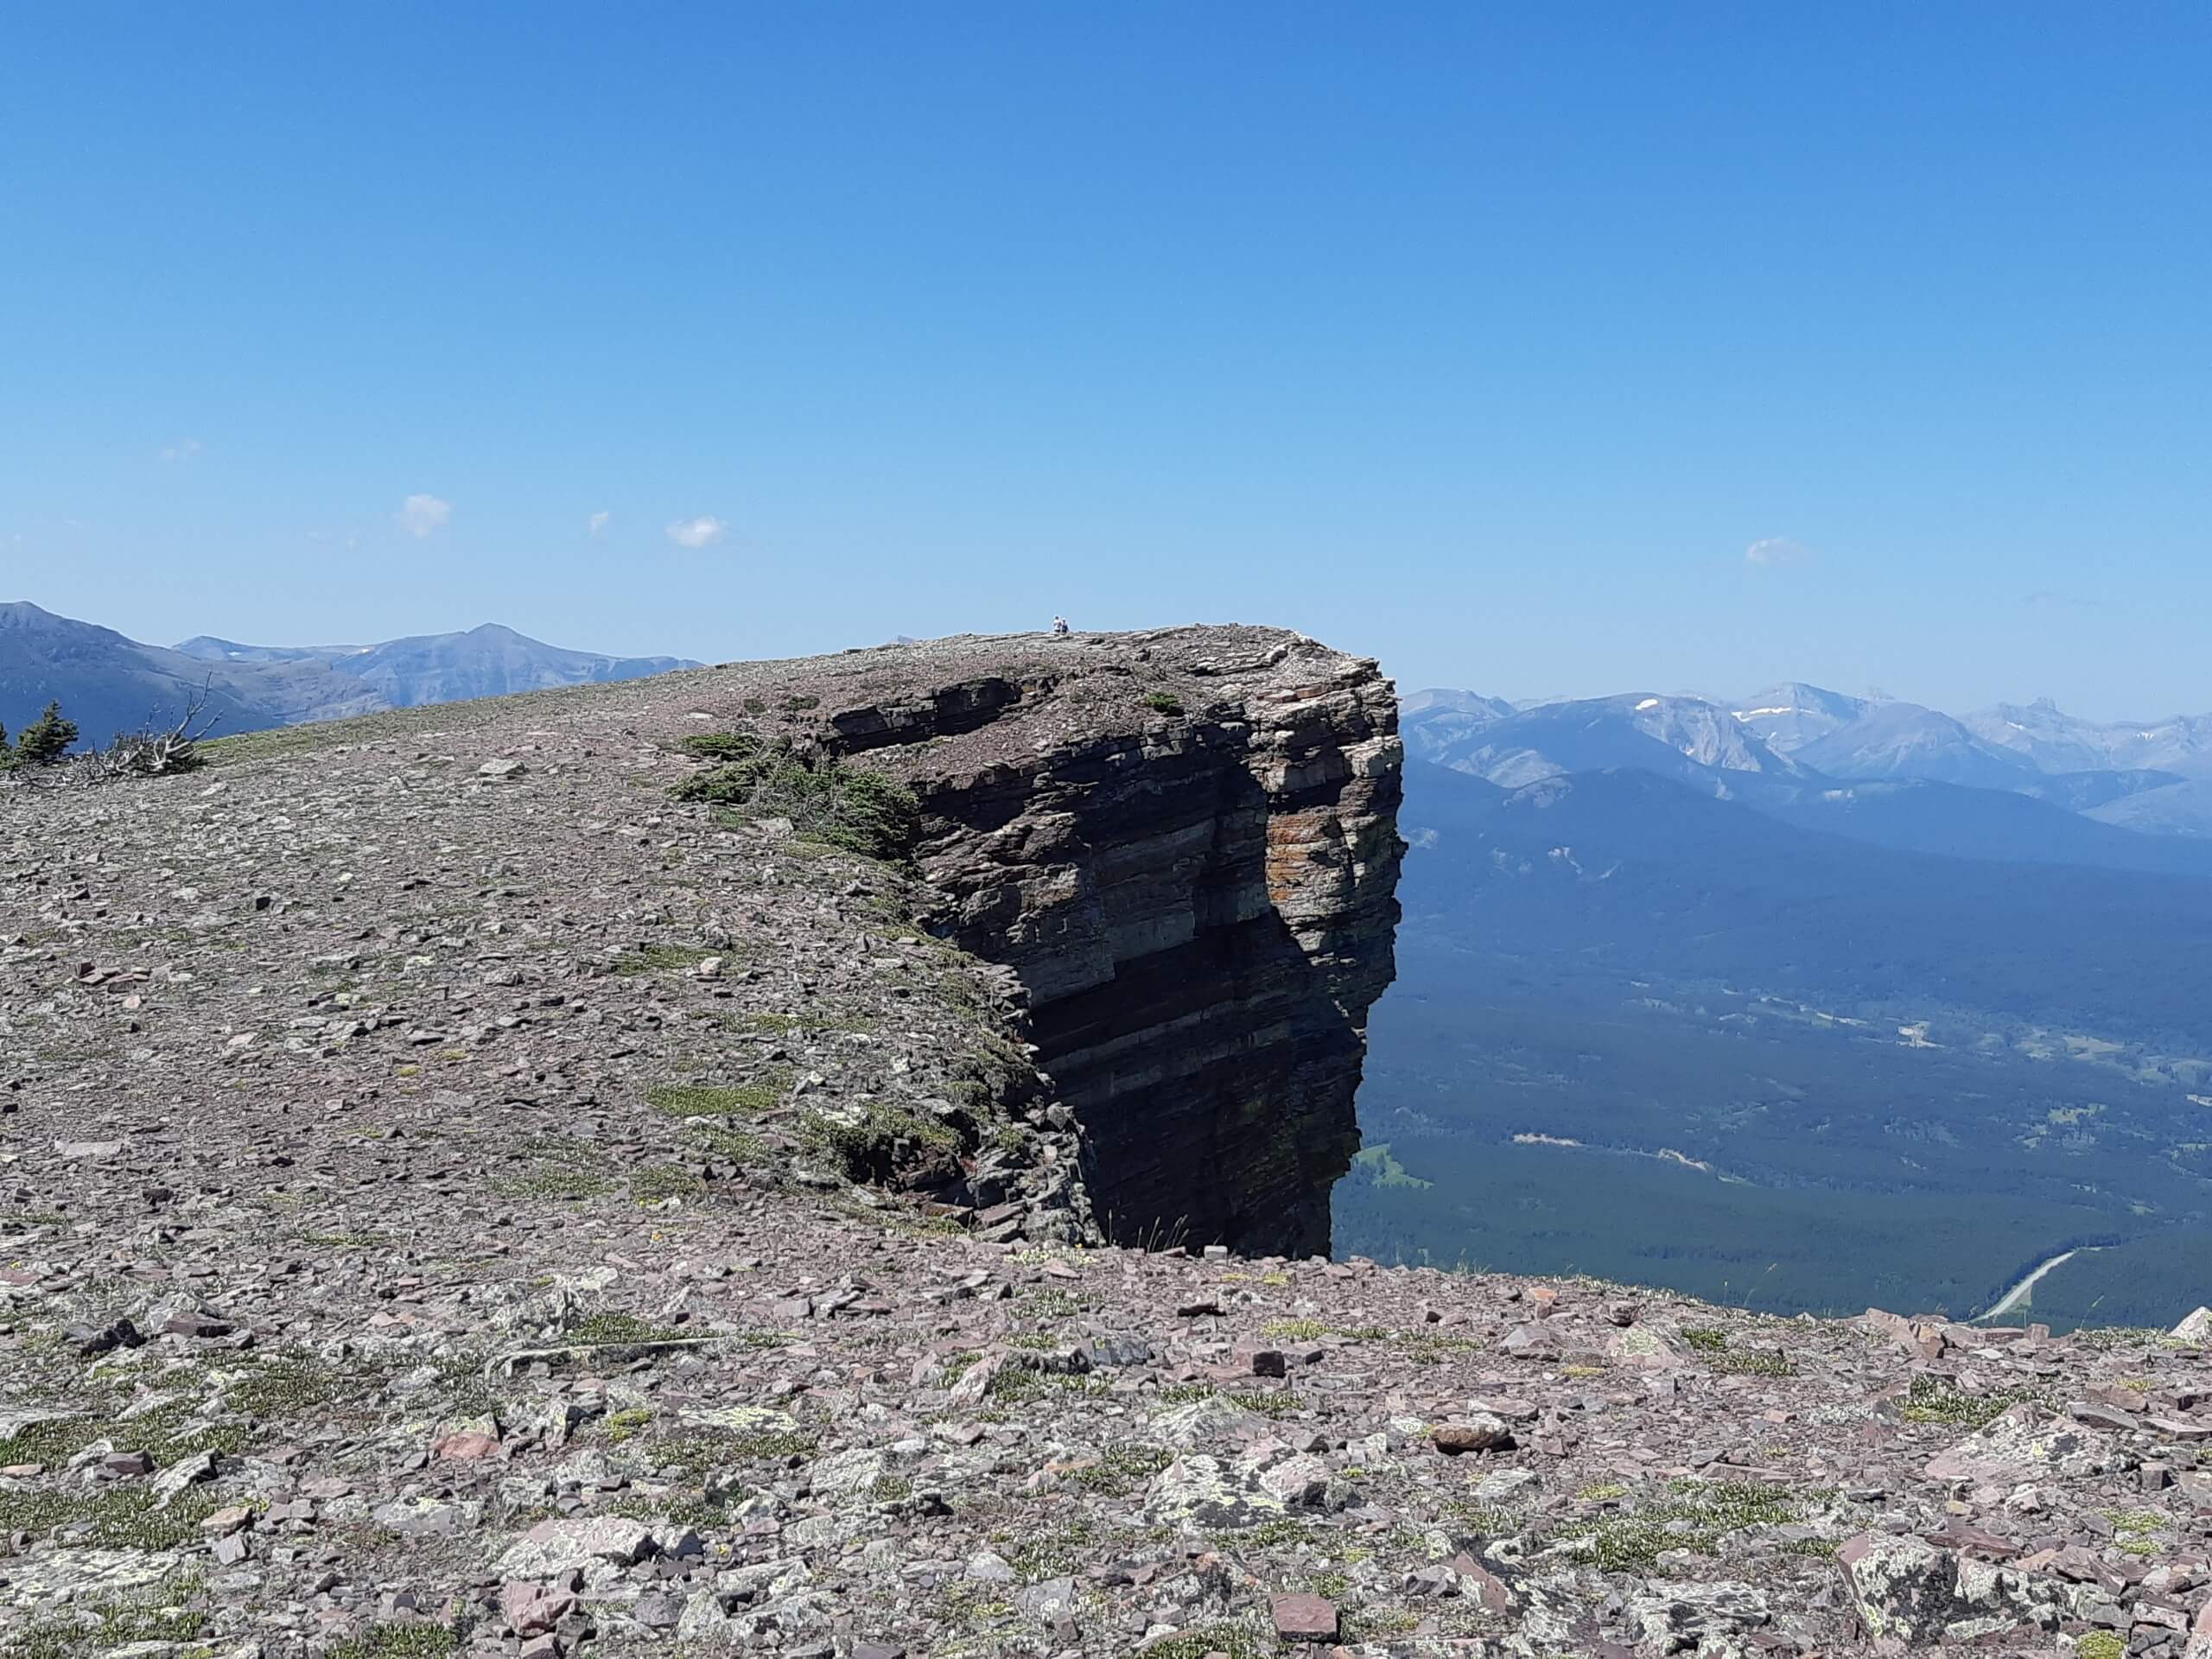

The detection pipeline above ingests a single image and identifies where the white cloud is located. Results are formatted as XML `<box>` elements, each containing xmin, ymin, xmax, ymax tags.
<box><xmin>159</xmin><ymin>437</ymin><xmax>202</xmax><ymax>463</ymax></box>
<box><xmin>587</xmin><ymin>510</ymin><xmax>611</xmax><ymax>537</ymax></box>
<box><xmin>665</xmin><ymin>514</ymin><xmax>728</xmax><ymax>550</ymax></box>
<box><xmin>1745</xmin><ymin>536</ymin><xmax>1814</xmax><ymax>567</ymax></box>
<box><xmin>398</xmin><ymin>493</ymin><xmax>453</xmax><ymax>538</ymax></box>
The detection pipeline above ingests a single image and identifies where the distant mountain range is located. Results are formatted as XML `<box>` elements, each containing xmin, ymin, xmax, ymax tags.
<box><xmin>1402</xmin><ymin>678</ymin><xmax>2212</xmax><ymax>856</ymax></box>
<box><xmin>0</xmin><ymin>601</ymin><xmax>697</xmax><ymax>745</ymax></box>
<box><xmin>1356</xmin><ymin>757</ymin><xmax>2212</xmax><ymax>1324</ymax></box>
<box><xmin>1371</xmin><ymin>675</ymin><xmax>2212</xmax><ymax>1327</ymax></box>
<box><xmin>1397</xmin><ymin>759</ymin><xmax>2212</xmax><ymax>1037</ymax></box>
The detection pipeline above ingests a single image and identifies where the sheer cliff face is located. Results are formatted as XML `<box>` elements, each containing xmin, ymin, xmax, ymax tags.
<box><xmin>823</xmin><ymin>626</ymin><xmax>1405</xmax><ymax>1258</ymax></box>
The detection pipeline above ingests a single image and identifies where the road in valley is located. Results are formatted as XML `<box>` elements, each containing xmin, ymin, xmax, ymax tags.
<box><xmin>1974</xmin><ymin>1248</ymin><xmax>2088</xmax><ymax>1322</ymax></box>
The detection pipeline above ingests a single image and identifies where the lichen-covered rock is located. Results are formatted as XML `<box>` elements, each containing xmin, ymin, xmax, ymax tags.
<box><xmin>1839</xmin><ymin>1532</ymin><xmax>2069</xmax><ymax>1649</ymax></box>
<box><xmin>495</xmin><ymin>1515</ymin><xmax>656</xmax><ymax>1577</ymax></box>
<box><xmin>1620</xmin><ymin>1579</ymin><xmax>1770</xmax><ymax>1656</ymax></box>
<box><xmin>373</xmin><ymin>1493</ymin><xmax>484</xmax><ymax>1537</ymax></box>
<box><xmin>803</xmin><ymin>1447</ymin><xmax>886</xmax><ymax>1497</ymax></box>
<box><xmin>677</xmin><ymin>1403</ymin><xmax>800</xmax><ymax>1434</ymax></box>
<box><xmin>1145</xmin><ymin>1452</ymin><xmax>1288</xmax><ymax>1529</ymax></box>
<box><xmin>1922</xmin><ymin>1404</ymin><xmax>2127</xmax><ymax>1484</ymax></box>
<box><xmin>1149</xmin><ymin>1392</ymin><xmax>1266</xmax><ymax>1446</ymax></box>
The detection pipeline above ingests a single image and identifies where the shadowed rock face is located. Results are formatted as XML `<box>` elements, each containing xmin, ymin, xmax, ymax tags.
<box><xmin>824</xmin><ymin>627</ymin><xmax>1405</xmax><ymax>1257</ymax></box>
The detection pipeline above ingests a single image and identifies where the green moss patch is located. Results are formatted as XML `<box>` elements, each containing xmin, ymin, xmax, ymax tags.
<box><xmin>495</xmin><ymin>1163</ymin><xmax>613</xmax><ymax>1200</ymax></box>
<box><xmin>672</xmin><ymin>734</ymin><xmax>919</xmax><ymax>860</ymax></box>
<box><xmin>326</xmin><ymin>1624</ymin><xmax>463</xmax><ymax>1659</ymax></box>
<box><xmin>799</xmin><ymin>1100</ymin><xmax>961</xmax><ymax>1185</ymax></box>
<box><xmin>1679</xmin><ymin>1325</ymin><xmax>1796</xmax><ymax>1376</ymax></box>
<box><xmin>630</xmin><ymin>1163</ymin><xmax>707</xmax><ymax>1202</ymax></box>
<box><xmin>1901</xmin><ymin>1373</ymin><xmax>2041</xmax><ymax>1428</ymax></box>
<box><xmin>567</xmin><ymin>1312</ymin><xmax>696</xmax><ymax>1348</ymax></box>
<box><xmin>613</xmin><ymin>943</ymin><xmax>716</xmax><ymax>976</ymax></box>
<box><xmin>651</xmin><ymin>1077</ymin><xmax>789</xmax><ymax>1118</ymax></box>
<box><xmin>1137</xmin><ymin>1624</ymin><xmax>1268</xmax><ymax>1659</ymax></box>
<box><xmin>1547</xmin><ymin>1478</ymin><xmax>1807</xmax><ymax>1574</ymax></box>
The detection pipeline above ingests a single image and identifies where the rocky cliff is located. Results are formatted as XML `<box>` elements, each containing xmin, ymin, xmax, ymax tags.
<box><xmin>817</xmin><ymin>626</ymin><xmax>1404</xmax><ymax>1256</ymax></box>
<box><xmin>8</xmin><ymin>627</ymin><xmax>2206</xmax><ymax>1659</ymax></box>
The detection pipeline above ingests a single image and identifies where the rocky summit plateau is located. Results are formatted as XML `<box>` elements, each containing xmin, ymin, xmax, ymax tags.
<box><xmin>3</xmin><ymin>624</ymin><xmax>2210</xmax><ymax>1659</ymax></box>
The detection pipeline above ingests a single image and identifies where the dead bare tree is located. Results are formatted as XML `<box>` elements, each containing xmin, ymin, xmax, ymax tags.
<box><xmin>3</xmin><ymin>680</ymin><xmax>225</xmax><ymax>793</ymax></box>
<box><xmin>92</xmin><ymin>677</ymin><xmax>224</xmax><ymax>779</ymax></box>
<box><xmin>98</xmin><ymin>679</ymin><xmax>225</xmax><ymax>778</ymax></box>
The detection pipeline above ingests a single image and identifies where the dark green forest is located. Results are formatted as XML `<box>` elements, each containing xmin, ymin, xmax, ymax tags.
<box><xmin>1985</xmin><ymin>1235</ymin><xmax>2212</xmax><ymax>1331</ymax></box>
<box><xmin>1337</xmin><ymin>765</ymin><xmax>2212</xmax><ymax>1329</ymax></box>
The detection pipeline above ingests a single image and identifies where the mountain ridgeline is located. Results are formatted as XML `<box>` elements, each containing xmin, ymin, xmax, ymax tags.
<box><xmin>1405</xmin><ymin>681</ymin><xmax>2212</xmax><ymax>857</ymax></box>
<box><xmin>1345</xmin><ymin>679</ymin><xmax>2212</xmax><ymax>1330</ymax></box>
<box><xmin>0</xmin><ymin>601</ymin><xmax>697</xmax><ymax>747</ymax></box>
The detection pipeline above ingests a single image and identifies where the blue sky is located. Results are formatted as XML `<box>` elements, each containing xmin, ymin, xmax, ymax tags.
<box><xmin>3</xmin><ymin>4</ymin><xmax>2205</xmax><ymax>716</ymax></box>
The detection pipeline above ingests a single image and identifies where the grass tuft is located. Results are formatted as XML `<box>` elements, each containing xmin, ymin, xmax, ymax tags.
<box><xmin>1679</xmin><ymin>1325</ymin><xmax>1796</xmax><ymax>1376</ymax></box>
<box><xmin>325</xmin><ymin>1625</ymin><xmax>463</xmax><ymax>1659</ymax></box>
<box><xmin>630</xmin><ymin>1163</ymin><xmax>706</xmax><ymax>1203</ymax></box>
<box><xmin>566</xmin><ymin>1311</ymin><xmax>694</xmax><ymax>1347</ymax></box>
<box><xmin>672</xmin><ymin>734</ymin><xmax>918</xmax><ymax>860</ymax></box>
<box><xmin>1901</xmin><ymin>1373</ymin><xmax>2040</xmax><ymax>1428</ymax></box>
<box><xmin>1139</xmin><ymin>1624</ymin><xmax>1268</xmax><ymax>1659</ymax></box>
<box><xmin>650</xmin><ymin>1077</ymin><xmax>788</xmax><ymax>1117</ymax></box>
<box><xmin>613</xmin><ymin>943</ymin><xmax>716</xmax><ymax>975</ymax></box>
<box><xmin>1547</xmin><ymin>1478</ymin><xmax>1802</xmax><ymax>1574</ymax></box>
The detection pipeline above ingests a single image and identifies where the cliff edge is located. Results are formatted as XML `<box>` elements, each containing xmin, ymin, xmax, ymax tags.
<box><xmin>803</xmin><ymin>626</ymin><xmax>1404</xmax><ymax>1255</ymax></box>
<box><xmin>3</xmin><ymin>626</ymin><xmax>2207</xmax><ymax>1659</ymax></box>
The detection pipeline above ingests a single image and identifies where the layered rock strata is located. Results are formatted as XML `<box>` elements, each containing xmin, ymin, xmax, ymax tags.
<box><xmin>838</xmin><ymin>627</ymin><xmax>1405</xmax><ymax>1256</ymax></box>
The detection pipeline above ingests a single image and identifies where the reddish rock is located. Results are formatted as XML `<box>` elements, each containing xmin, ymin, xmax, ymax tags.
<box><xmin>1433</xmin><ymin>1414</ymin><xmax>1515</xmax><ymax>1455</ymax></box>
<box><xmin>1449</xmin><ymin>1552</ymin><xmax>1513</xmax><ymax>1611</ymax></box>
<box><xmin>1501</xmin><ymin>1324</ymin><xmax>1560</xmax><ymax>1360</ymax></box>
<box><xmin>1471</xmin><ymin>1394</ymin><xmax>1541</xmax><ymax>1421</ymax></box>
<box><xmin>1862</xmin><ymin>1306</ymin><xmax>1947</xmax><ymax>1362</ymax></box>
<box><xmin>2187</xmin><ymin>1592</ymin><xmax>2212</xmax><ymax>1656</ymax></box>
<box><xmin>200</xmin><ymin>1503</ymin><xmax>254</xmax><ymax>1537</ymax></box>
<box><xmin>1271</xmin><ymin>1592</ymin><xmax>1339</xmax><ymax>1642</ymax></box>
<box><xmin>500</xmin><ymin>1577</ymin><xmax>579</xmax><ymax>1636</ymax></box>
<box><xmin>433</xmin><ymin>1430</ymin><xmax>503</xmax><ymax>1461</ymax></box>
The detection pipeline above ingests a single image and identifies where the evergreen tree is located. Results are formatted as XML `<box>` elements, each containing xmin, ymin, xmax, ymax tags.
<box><xmin>13</xmin><ymin>702</ymin><xmax>79</xmax><ymax>766</ymax></box>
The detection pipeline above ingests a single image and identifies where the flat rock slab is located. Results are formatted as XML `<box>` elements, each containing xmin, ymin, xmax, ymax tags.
<box><xmin>1923</xmin><ymin>1407</ymin><xmax>2125</xmax><ymax>1484</ymax></box>
<box><xmin>1271</xmin><ymin>1591</ymin><xmax>1339</xmax><ymax>1641</ymax></box>
<box><xmin>496</xmin><ymin>1516</ymin><xmax>655</xmax><ymax>1577</ymax></box>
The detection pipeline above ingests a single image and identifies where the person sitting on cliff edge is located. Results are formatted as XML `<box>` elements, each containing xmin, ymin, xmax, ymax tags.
<box><xmin>1051</xmin><ymin>615</ymin><xmax>1070</xmax><ymax>637</ymax></box>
